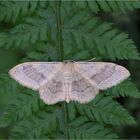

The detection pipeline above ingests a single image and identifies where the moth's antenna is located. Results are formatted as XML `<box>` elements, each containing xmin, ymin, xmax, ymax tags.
<box><xmin>63</xmin><ymin>60</ymin><xmax>76</xmax><ymax>63</ymax></box>
<box><xmin>63</xmin><ymin>58</ymin><xmax>96</xmax><ymax>63</ymax></box>
<box><xmin>83</xmin><ymin>57</ymin><xmax>96</xmax><ymax>62</ymax></box>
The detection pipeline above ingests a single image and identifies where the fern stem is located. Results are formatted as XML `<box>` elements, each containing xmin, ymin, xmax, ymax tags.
<box><xmin>56</xmin><ymin>1</ymin><xmax>68</xmax><ymax>139</ymax></box>
<box><xmin>63</xmin><ymin>102</ymin><xmax>68</xmax><ymax>139</ymax></box>
<box><xmin>56</xmin><ymin>1</ymin><xmax>63</xmax><ymax>61</ymax></box>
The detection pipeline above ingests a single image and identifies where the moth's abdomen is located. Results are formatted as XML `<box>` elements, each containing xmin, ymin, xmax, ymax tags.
<box><xmin>63</xmin><ymin>72</ymin><xmax>72</xmax><ymax>80</ymax></box>
<box><xmin>62</xmin><ymin>72</ymin><xmax>72</xmax><ymax>103</ymax></box>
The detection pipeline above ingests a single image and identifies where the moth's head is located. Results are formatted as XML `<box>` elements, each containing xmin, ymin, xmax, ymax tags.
<box><xmin>63</xmin><ymin>60</ymin><xmax>75</xmax><ymax>64</ymax></box>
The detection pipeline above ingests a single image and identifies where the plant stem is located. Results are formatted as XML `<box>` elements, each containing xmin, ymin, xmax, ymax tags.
<box><xmin>56</xmin><ymin>1</ymin><xmax>63</xmax><ymax>61</ymax></box>
<box><xmin>63</xmin><ymin>102</ymin><xmax>68</xmax><ymax>139</ymax></box>
<box><xmin>56</xmin><ymin>1</ymin><xmax>68</xmax><ymax>139</ymax></box>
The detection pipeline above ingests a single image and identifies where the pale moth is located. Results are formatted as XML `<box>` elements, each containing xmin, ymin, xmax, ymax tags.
<box><xmin>9</xmin><ymin>61</ymin><xmax>130</xmax><ymax>105</ymax></box>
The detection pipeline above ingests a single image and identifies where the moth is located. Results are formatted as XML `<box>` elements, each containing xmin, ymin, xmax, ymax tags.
<box><xmin>9</xmin><ymin>61</ymin><xmax>130</xmax><ymax>105</ymax></box>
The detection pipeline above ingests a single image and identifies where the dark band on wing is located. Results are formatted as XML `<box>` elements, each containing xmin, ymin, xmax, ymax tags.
<box><xmin>42</xmin><ymin>79</ymin><xmax>63</xmax><ymax>94</ymax></box>
<box><xmin>72</xmin><ymin>78</ymin><xmax>91</xmax><ymax>92</ymax></box>
<box><xmin>23</xmin><ymin>65</ymin><xmax>46</xmax><ymax>83</ymax></box>
<box><xmin>91</xmin><ymin>65</ymin><xmax>116</xmax><ymax>84</ymax></box>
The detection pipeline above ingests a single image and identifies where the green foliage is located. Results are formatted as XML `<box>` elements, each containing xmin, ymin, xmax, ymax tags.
<box><xmin>62</xmin><ymin>11</ymin><xmax>139</xmax><ymax>60</ymax></box>
<box><xmin>75</xmin><ymin>94</ymin><xmax>136</xmax><ymax>125</ymax></box>
<box><xmin>0</xmin><ymin>1</ymin><xmax>48</xmax><ymax>22</ymax></box>
<box><xmin>0</xmin><ymin>74</ymin><xmax>18</xmax><ymax>94</ymax></box>
<box><xmin>10</xmin><ymin>106</ymin><xmax>61</xmax><ymax>138</ymax></box>
<box><xmin>0</xmin><ymin>89</ymin><xmax>44</xmax><ymax>128</ymax></box>
<box><xmin>0</xmin><ymin>1</ymin><xmax>140</xmax><ymax>139</ymax></box>
<box><xmin>86</xmin><ymin>0</ymin><xmax>140</xmax><ymax>13</ymax></box>
<box><xmin>68</xmin><ymin>116</ymin><xmax>118</xmax><ymax>139</ymax></box>
<box><xmin>105</xmin><ymin>79</ymin><xmax>140</xmax><ymax>98</ymax></box>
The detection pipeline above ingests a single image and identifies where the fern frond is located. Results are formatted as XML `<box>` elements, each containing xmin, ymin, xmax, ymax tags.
<box><xmin>87</xmin><ymin>0</ymin><xmax>140</xmax><ymax>13</ymax></box>
<box><xmin>9</xmin><ymin>107</ymin><xmax>118</xmax><ymax>139</ymax></box>
<box><xmin>105</xmin><ymin>80</ymin><xmax>140</xmax><ymax>98</ymax></box>
<box><xmin>0</xmin><ymin>18</ymin><xmax>51</xmax><ymax>48</ymax></box>
<box><xmin>0</xmin><ymin>15</ymin><xmax>58</xmax><ymax>50</ymax></box>
<box><xmin>0</xmin><ymin>90</ymin><xmax>45</xmax><ymax>127</ymax></box>
<box><xmin>68</xmin><ymin>116</ymin><xmax>118</xmax><ymax>139</ymax></box>
<box><xmin>0</xmin><ymin>5</ymin><xmax>139</xmax><ymax>61</ymax></box>
<box><xmin>10</xmin><ymin>107</ymin><xmax>60</xmax><ymax>139</ymax></box>
<box><xmin>0</xmin><ymin>1</ymin><xmax>48</xmax><ymax>22</ymax></box>
<box><xmin>0</xmin><ymin>74</ymin><xmax>18</xmax><ymax>94</ymax></box>
<box><xmin>62</xmin><ymin>10</ymin><xmax>139</xmax><ymax>60</ymax></box>
<box><xmin>75</xmin><ymin>94</ymin><xmax>135</xmax><ymax>125</ymax></box>
<box><xmin>21</xmin><ymin>42</ymin><xmax>59</xmax><ymax>62</ymax></box>
<box><xmin>24</xmin><ymin>51</ymin><xmax>48</xmax><ymax>61</ymax></box>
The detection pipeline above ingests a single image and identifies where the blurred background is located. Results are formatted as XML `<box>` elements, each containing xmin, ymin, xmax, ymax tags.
<box><xmin>103</xmin><ymin>9</ymin><xmax>140</xmax><ymax>138</ymax></box>
<box><xmin>113</xmin><ymin>9</ymin><xmax>140</xmax><ymax>138</ymax></box>
<box><xmin>0</xmin><ymin>8</ymin><xmax>140</xmax><ymax>139</ymax></box>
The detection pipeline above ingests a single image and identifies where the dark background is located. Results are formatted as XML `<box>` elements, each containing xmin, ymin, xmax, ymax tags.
<box><xmin>110</xmin><ymin>9</ymin><xmax>140</xmax><ymax>138</ymax></box>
